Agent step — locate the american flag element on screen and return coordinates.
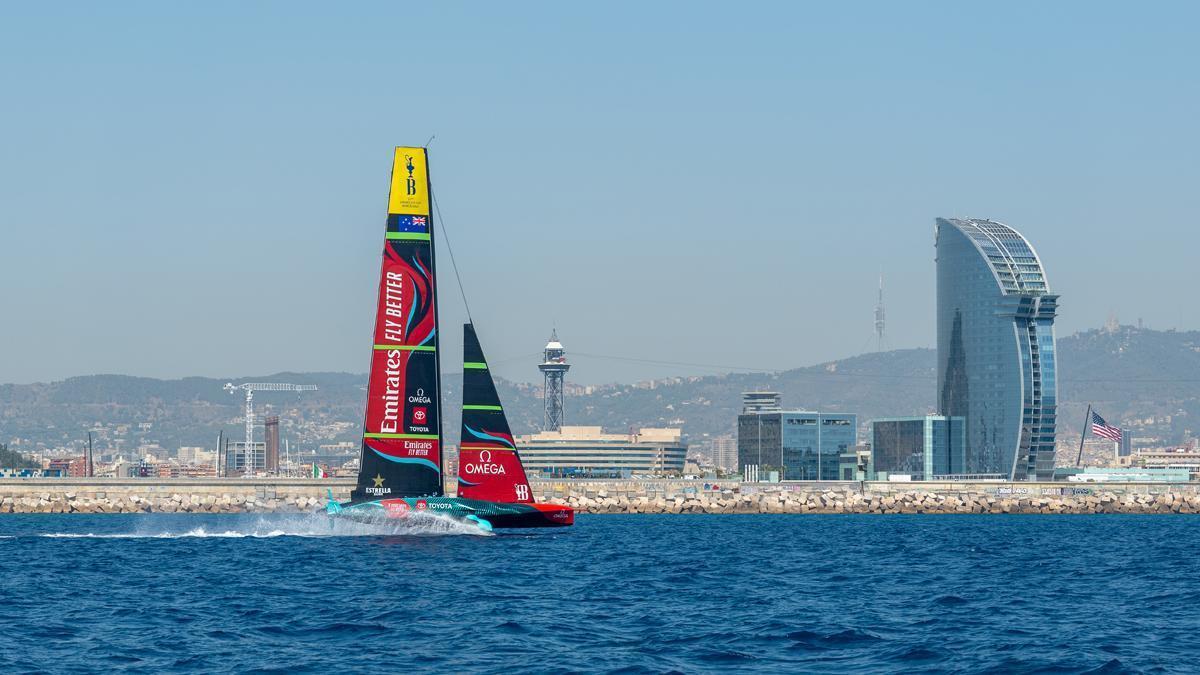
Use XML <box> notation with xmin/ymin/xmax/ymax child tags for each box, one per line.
<box><xmin>1090</xmin><ymin>411</ymin><xmax>1122</xmax><ymax>442</ymax></box>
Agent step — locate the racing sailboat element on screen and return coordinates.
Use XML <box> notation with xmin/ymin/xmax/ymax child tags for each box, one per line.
<box><xmin>325</xmin><ymin>147</ymin><xmax>574</xmax><ymax>530</ymax></box>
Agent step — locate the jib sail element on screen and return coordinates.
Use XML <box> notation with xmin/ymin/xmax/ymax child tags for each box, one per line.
<box><xmin>352</xmin><ymin>147</ymin><xmax>443</xmax><ymax>502</ymax></box>
<box><xmin>457</xmin><ymin>323</ymin><xmax>534</xmax><ymax>504</ymax></box>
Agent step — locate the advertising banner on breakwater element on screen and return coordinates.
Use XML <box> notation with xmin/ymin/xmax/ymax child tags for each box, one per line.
<box><xmin>993</xmin><ymin>486</ymin><xmax>1095</xmax><ymax>497</ymax></box>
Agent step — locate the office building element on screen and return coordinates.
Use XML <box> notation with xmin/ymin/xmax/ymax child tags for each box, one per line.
<box><xmin>712</xmin><ymin>435</ymin><xmax>738</xmax><ymax>473</ymax></box>
<box><xmin>870</xmin><ymin>416</ymin><xmax>966</xmax><ymax>480</ymax></box>
<box><xmin>737</xmin><ymin>393</ymin><xmax>857</xmax><ymax>480</ymax></box>
<box><xmin>1119</xmin><ymin>434</ymin><xmax>1133</xmax><ymax>458</ymax></box>
<box><xmin>225</xmin><ymin>441</ymin><xmax>265</xmax><ymax>475</ymax></box>
<box><xmin>937</xmin><ymin>218</ymin><xmax>1058</xmax><ymax>480</ymax></box>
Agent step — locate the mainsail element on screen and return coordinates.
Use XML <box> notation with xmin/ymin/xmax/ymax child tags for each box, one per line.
<box><xmin>457</xmin><ymin>323</ymin><xmax>534</xmax><ymax>504</ymax></box>
<box><xmin>351</xmin><ymin>147</ymin><xmax>444</xmax><ymax>502</ymax></box>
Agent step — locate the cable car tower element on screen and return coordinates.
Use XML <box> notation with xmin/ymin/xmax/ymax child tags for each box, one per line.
<box><xmin>538</xmin><ymin>331</ymin><xmax>570</xmax><ymax>431</ymax></box>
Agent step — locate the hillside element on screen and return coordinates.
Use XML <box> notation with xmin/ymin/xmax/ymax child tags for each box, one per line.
<box><xmin>539</xmin><ymin>348</ymin><xmax>937</xmax><ymax>441</ymax></box>
<box><xmin>552</xmin><ymin>326</ymin><xmax>1200</xmax><ymax>444</ymax></box>
<box><xmin>1</xmin><ymin>327</ymin><xmax>1197</xmax><ymax>456</ymax></box>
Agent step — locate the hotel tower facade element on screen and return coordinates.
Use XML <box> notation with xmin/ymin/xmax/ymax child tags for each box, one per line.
<box><xmin>936</xmin><ymin>218</ymin><xmax>1058</xmax><ymax>480</ymax></box>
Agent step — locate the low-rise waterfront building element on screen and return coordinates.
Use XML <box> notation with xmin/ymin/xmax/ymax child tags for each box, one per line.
<box><xmin>1054</xmin><ymin>467</ymin><xmax>1192</xmax><ymax>482</ymax></box>
<box><xmin>151</xmin><ymin>462</ymin><xmax>217</xmax><ymax>478</ymax></box>
<box><xmin>47</xmin><ymin>457</ymin><xmax>89</xmax><ymax>477</ymax></box>
<box><xmin>516</xmin><ymin>426</ymin><xmax>687</xmax><ymax>478</ymax></box>
<box><xmin>1123</xmin><ymin>448</ymin><xmax>1200</xmax><ymax>480</ymax></box>
<box><xmin>870</xmin><ymin>416</ymin><xmax>966</xmax><ymax>480</ymax></box>
<box><xmin>176</xmin><ymin>447</ymin><xmax>214</xmax><ymax>464</ymax></box>
<box><xmin>288</xmin><ymin>451</ymin><xmax>358</xmax><ymax>469</ymax></box>
<box><xmin>839</xmin><ymin>444</ymin><xmax>873</xmax><ymax>481</ymax></box>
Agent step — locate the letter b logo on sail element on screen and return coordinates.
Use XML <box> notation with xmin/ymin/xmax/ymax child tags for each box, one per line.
<box><xmin>404</xmin><ymin>154</ymin><xmax>418</xmax><ymax>195</ymax></box>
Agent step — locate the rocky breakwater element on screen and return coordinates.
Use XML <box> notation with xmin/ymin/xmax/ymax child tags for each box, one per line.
<box><xmin>559</xmin><ymin>486</ymin><xmax>1200</xmax><ymax>515</ymax></box>
<box><xmin>1</xmin><ymin>491</ymin><xmax>330</xmax><ymax>514</ymax></box>
<box><xmin>0</xmin><ymin>478</ymin><xmax>355</xmax><ymax>514</ymax></box>
<box><xmin>5</xmin><ymin>479</ymin><xmax>1199</xmax><ymax>515</ymax></box>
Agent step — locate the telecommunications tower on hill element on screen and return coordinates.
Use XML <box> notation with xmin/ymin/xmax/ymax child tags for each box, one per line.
<box><xmin>874</xmin><ymin>273</ymin><xmax>886</xmax><ymax>351</ymax></box>
<box><xmin>539</xmin><ymin>330</ymin><xmax>570</xmax><ymax>431</ymax></box>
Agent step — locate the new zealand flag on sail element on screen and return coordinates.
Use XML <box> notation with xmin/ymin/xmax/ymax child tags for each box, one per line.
<box><xmin>388</xmin><ymin>214</ymin><xmax>429</xmax><ymax>233</ymax></box>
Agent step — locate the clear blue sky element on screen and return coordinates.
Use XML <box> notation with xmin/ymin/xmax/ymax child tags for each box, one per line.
<box><xmin>1</xmin><ymin>2</ymin><xmax>1197</xmax><ymax>385</ymax></box>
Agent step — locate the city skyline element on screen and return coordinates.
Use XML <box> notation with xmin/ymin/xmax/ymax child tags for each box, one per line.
<box><xmin>3</xmin><ymin>3</ymin><xmax>1199</xmax><ymax>386</ymax></box>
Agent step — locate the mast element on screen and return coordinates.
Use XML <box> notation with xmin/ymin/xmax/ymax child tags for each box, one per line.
<box><xmin>1074</xmin><ymin>404</ymin><xmax>1092</xmax><ymax>467</ymax></box>
<box><xmin>351</xmin><ymin>147</ymin><xmax>445</xmax><ymax>501</ymax></box>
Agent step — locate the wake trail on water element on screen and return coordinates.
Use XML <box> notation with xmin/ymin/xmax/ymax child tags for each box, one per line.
<box><xmin>26</xmin><ymin>512</ymin><xmax>492</xmax><ymax>539</ymax></box>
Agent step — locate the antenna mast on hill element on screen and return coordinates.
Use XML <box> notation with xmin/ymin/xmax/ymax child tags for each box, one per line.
<box><xmin>874</xmin><ymin>272</ymin><xmax>886</xmax><ymax>352</ymax></box>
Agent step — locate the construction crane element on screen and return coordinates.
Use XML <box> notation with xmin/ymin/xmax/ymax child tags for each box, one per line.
<box><xmin>223</xmin><ymin>382</ymin><xmax>318</xmax><ymax>474</ymax></box>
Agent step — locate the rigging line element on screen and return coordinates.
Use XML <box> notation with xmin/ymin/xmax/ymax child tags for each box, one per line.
<box><xmin>1065</xmin><ymin>377</ymin><xmax>1200</xmax><ymax>384</ymax></box>
<box><xmin>487</xmin><ymin>352</ymin><xmax>544</xmax><ymax>366</ymax></box>
<box><xmin>430</xmin><ymin>186</ymin><xmax>473</xmax><ymax>324</ymax></box>
<box><xmin>573</xmin><ymin>350</ymin><xmax>939</xmax><ymax>378</ymax></box>
<box><xmin>438</xmin><ymin>353</ymin><xmax>541</xmax><ymax>375</ymax></box>
<box><xmin>570</xmin><ymin>351</ymin><xmax>777</xmax><ymax>373</ymax></box>
<box><xmin>572</xmin><ymin>352</ymin><xmax>1200</xmax><ymax>384</ymax></box>
<box><xmin>858</xmin><ymin>333</ymin><xmax>875</xmax><ymax>356</ymax></box>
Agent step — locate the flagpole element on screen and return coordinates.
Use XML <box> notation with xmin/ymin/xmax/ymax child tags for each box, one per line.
<box><xmin>1074</xmin><ymin>404</ymin><xmax>1092</xmax><ymax>467</ymax></box>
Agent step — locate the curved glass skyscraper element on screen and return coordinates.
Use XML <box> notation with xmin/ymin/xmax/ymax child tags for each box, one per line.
<box><xmin>936</xmin><ymin>218</ymin><xmax>1058</xmax><ymax>481</ymax></box>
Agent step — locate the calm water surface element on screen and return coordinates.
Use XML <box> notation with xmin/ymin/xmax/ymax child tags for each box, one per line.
<box><xmin>0</xmin><ymin>513</ymin><xmax>1197</xmax><ymax>673</ymax></box>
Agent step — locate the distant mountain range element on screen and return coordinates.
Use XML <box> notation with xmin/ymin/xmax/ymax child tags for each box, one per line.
<box><xmin>2</xmin><ymin>326</ymin><xmax>1197</xmax><ymax>456</ymax></box>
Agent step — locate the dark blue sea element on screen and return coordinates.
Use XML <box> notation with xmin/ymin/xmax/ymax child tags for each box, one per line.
<box><xmin>1</xmin><ymin>514</ymin><xmax>1197</xmax><ymax>673</ymax></box>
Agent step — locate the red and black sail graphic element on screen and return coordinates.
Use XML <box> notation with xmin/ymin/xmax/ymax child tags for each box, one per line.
<box><xmin>351</xmin><ymin>148</ymin><xmax>443</xmax><ymax>502</ymax></box>
<box><xmin>457</xmin><ymin>323</ymin><xmax>534</xmax><ymax>504</ymax></box>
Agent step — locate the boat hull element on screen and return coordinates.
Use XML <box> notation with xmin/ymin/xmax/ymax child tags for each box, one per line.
<box><xmin>330</xmin><ymin>496</ymin><xmax>574</xmax><ymax>529</ymax></box>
